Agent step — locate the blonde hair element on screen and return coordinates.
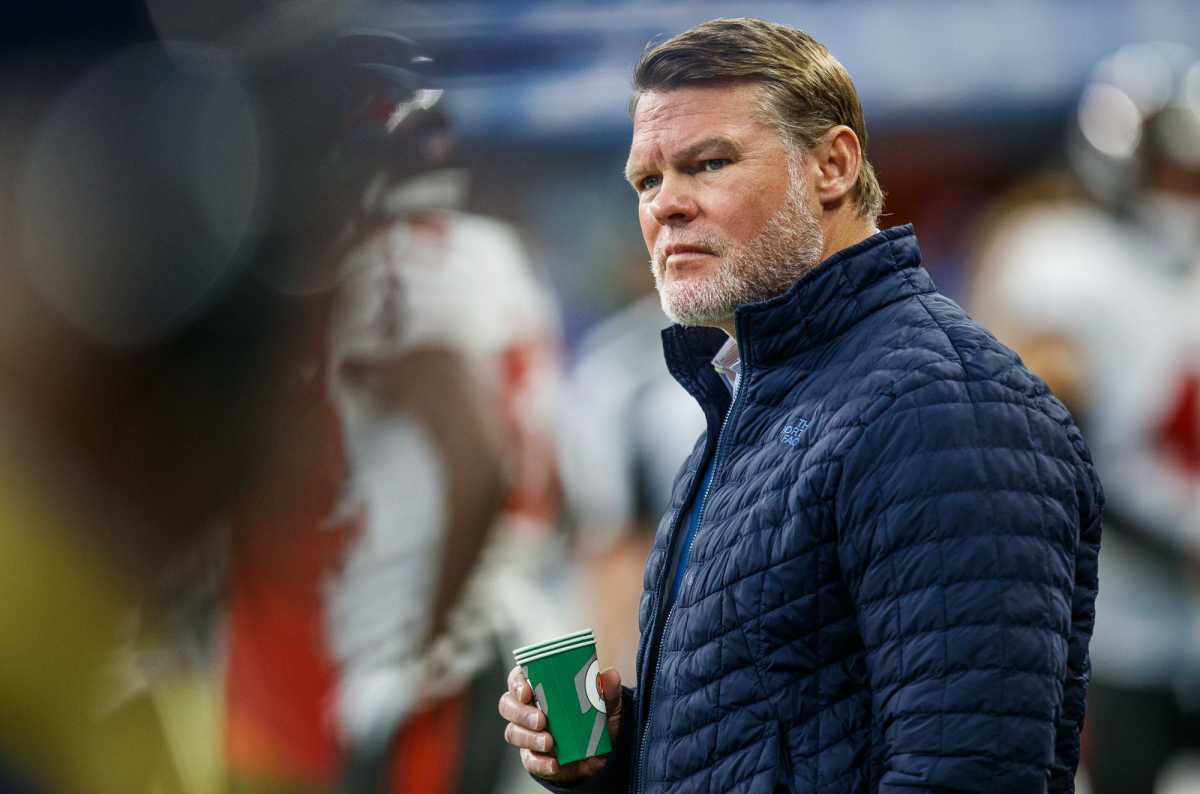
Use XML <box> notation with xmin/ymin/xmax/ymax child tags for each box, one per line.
<box><xmin>631</xmin><ymin>17</ymin><xmax>884</xmax><ymax>222</ymax></box>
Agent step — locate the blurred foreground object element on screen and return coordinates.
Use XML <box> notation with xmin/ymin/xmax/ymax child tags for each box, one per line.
<box><xmin>0</xmin><ymin>2</ymin><xmax>453</xmax><ymax>791</ymax></box>
<box><xmin>971</xmin><ymin>42</ymin><xmax>1200</xmax><ymax>794</ymax></box>
<box><xmin>0</xmin><ymin>51</ymin><xmax>307</xmax><ymax>794</ymax></box>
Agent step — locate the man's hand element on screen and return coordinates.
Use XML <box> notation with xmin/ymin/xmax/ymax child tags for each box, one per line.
<box><xmin>499</xmin><ymin>664</ymin><xmax>623</xmax><ymax>784</ymax></box>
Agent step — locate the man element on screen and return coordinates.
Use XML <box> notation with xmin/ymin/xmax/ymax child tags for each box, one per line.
<box><xmin>499</xmin><ymin>17</ymin><xmax>1102</xmax><ymax>794</ymax></box>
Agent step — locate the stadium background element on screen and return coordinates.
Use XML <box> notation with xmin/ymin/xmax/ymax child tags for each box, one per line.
<box><xmin>3</xmin><ymin>1</ymin><xmax>1200</xmax><ymax>793</ymax></box>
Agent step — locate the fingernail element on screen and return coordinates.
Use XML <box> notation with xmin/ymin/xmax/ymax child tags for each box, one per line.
<box><xmin>526</xmin><ymin>712</ymin><xmax>540</xmax><ymax>730</ymax></box>
<box><xmin>537</xmin><ymin>736</ymin><xmax>549</xmax><ymax>752</ymax></box>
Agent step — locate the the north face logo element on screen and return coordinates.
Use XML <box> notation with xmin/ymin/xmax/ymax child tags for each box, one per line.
<box><xmin>780</xmin><ymin>420</ymin><xmax>809</xmax><ymax>446</ymax></box>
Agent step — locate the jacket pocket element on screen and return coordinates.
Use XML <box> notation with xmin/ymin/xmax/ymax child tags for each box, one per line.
<box><xmin>775</xmin><ymin>721</ymin><xmax>799</xmax><ymax>794</ymax></box>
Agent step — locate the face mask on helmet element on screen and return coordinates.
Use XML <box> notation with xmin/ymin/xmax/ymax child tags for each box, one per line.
<box><xmin>245</xmin><ymin>26</ymin><xmax>455</xmax><ymax>296</ymax></box>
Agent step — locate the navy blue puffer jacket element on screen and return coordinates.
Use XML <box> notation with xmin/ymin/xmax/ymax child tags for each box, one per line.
<box><xmin>542</xmin><ymin>225</ymin><xmax>1102</xmax><ymax>794</ymax></box>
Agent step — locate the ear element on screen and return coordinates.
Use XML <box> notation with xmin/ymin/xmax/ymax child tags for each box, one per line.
<box><xmin>811</xmin><ymin>125</ymin><xmax>862</xmax><ymax>208</ymax></box>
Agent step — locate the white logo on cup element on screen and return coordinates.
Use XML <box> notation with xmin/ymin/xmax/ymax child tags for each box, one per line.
<box><xmin>584</xmin><ymin>659</ymin><xmax>605</xmax><ymax>713</ymax></box>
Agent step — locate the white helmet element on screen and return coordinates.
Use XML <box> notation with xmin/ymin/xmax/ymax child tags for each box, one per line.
<box><xmin>1069</xmin><ymin>42</ymin><xmax>1200</xmax><ymax>205</ymax></box>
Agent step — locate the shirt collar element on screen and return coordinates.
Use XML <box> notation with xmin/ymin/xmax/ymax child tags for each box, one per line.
<box><xmin>711</xmin><ymin>336</ymin><xmax>741</xmax><ymax>394</ymax></box>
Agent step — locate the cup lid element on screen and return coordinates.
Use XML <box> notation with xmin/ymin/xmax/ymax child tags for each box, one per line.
<box><xmin>511</xmin><ymin>628</ymin><xmax>593</xmax><ymax>658</ymax></box>
<box><xmin>515</xmin><ymin>637</ymin><xmax>598</xmax><ymax>665</ymax></box>
<box><xmin>513</xmin><ymin>636</ymin><xmax>595</xmax><ymax>663</ymax></box>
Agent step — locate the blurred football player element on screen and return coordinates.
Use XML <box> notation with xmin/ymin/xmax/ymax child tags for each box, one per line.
<box><xmin>971</xmin><ymin>43</ymin><xmax>1200</xmax><ymax>794</ymax></box>
<box><xmin>224</xmin><ymin>157</ymin><xmax>567</xmax><ymax>794</ymax></box>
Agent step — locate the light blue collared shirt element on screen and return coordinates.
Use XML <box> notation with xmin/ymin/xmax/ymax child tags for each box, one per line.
<box><xmin>711</xmin><ymin>336</ymin><xmax>741</xmax><ymax>395</ymax></box>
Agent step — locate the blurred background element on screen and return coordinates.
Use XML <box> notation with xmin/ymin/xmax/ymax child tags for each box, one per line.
<box><xmin>1</xmin><ymin>0</ymin><xmax>1198</xmax><ymax>792</ymax></box>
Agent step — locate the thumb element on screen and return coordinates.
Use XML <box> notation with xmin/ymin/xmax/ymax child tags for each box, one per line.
<box><xmin>597</xmin><ymin>667</ymin><xmax>622</xmax><ymax>714</ymax></box>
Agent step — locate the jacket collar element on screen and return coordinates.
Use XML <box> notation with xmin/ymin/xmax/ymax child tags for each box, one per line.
<box><xmin>662</xmin><ymin>224</ymin><xmax>929</xmax><ymax>405</ymax></box>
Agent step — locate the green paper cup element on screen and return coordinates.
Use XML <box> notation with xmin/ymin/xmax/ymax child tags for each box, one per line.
<box><xmin>512</xmin><ymin>631</ymin><xmax>611</xmax><ymax>766</ymax></box>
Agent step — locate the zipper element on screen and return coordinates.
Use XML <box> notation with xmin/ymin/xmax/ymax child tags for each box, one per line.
<box><xmin>634</xmin><ymin>370</ymin><xmax>747</xmax><ymax>794</ymax></box>
<box><xmin>776</xmin><ymin>720</ymin><xmax>798</xmax><ymax>794</ymax></box>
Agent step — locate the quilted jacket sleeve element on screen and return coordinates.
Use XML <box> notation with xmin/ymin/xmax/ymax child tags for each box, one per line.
<box><xmin>1048</xmin><ymin>446</ymin><xmax>1101</xmax><ymax>792</ymax></box>
<box><xmin>835</xmin><ymin>375</ymin><xmax>1099</xmax><ymax>793</ymax></box>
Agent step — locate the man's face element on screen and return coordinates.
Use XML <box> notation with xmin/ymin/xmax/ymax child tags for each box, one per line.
<box><xmin>626</xmin><ymin>83</ymin><xmax>824</xmax><ymax>329</ymax></box>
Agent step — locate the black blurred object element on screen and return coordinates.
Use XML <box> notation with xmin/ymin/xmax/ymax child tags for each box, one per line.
<box><xmin>0</xmin><ymin>0</ymin><xmax>155</xmax><ymax>51</ymax></box>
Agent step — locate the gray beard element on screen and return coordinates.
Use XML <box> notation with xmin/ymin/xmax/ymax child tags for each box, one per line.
<box><xmin>651</xmin><ymin>156</ymin><xmax>825</xmax><ymax>328</ymax></box>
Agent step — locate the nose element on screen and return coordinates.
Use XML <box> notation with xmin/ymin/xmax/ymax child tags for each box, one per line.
<box><xmin>648</xmin><ymin>175</ymin><xmax>698</xmax><ymax>226</ymax></box>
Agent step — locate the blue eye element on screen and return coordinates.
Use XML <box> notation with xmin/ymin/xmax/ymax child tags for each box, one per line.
<box><xmin>639</xmin><ymin>175</ymin><xmax>661</xmax><ymax>191</ymax></box>
<box><xmin>703</xmin><ymin>159</ymin><xmax>729</xmax><ymax>172</ymax></box>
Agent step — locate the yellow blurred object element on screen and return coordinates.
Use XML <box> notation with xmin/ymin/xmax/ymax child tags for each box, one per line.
<box><xmin>0</xmin><ymin>439</ymin><xmax>223</xmax><ymax>794</ymax></box>
<box><xmin>149</xmin><ymin>671</ymin><xmax>224</xmax><ymax>794</ymax></box>
<box><xmin>0</xmin><ymin>450</ymin><xmax>131</xmax><ymax>791</ymax></box>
